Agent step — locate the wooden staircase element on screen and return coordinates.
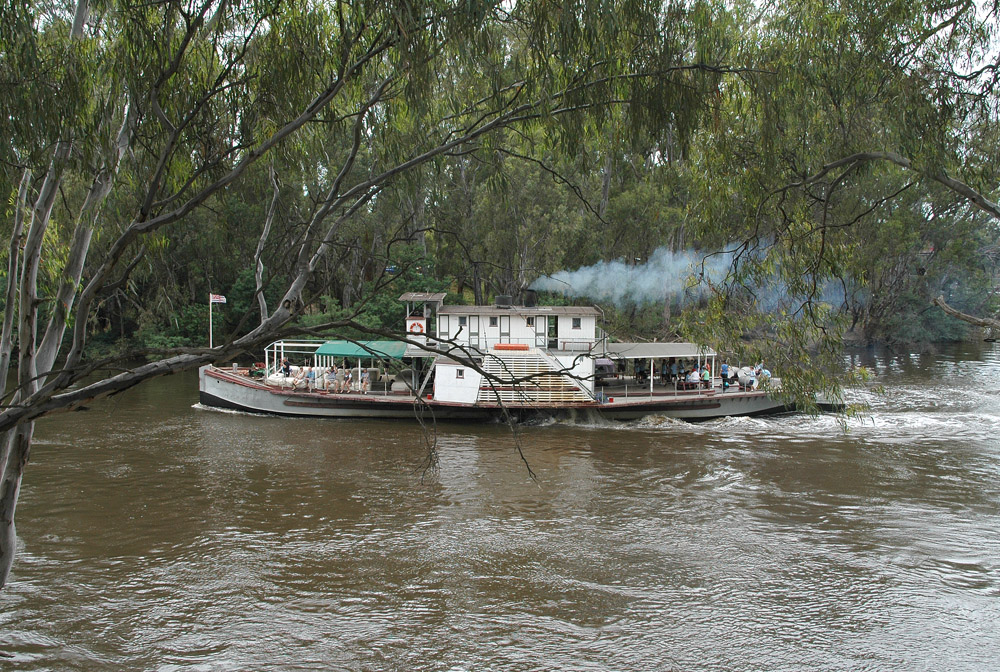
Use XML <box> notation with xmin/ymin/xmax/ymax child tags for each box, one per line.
<box><xmin>477</xmin><ymin>348</ymin><xmax>594</xmax><ymax>405</ymax></box>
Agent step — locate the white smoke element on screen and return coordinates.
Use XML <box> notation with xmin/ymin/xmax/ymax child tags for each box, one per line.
<box><xmin>530</xmin><ymin>248</ymin><xmax>731</xmax><ymax>305</ymax></box>
<box><xmin>531</xmin><ymin>247</ymin><xmax>853</xmax><ymax>313</ymax></box>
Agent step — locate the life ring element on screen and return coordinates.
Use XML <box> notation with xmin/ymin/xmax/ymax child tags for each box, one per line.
<box><xmin>410</xmin><ymin>322</ymin><xmax>424</xmax><ymax>333</ymax></box>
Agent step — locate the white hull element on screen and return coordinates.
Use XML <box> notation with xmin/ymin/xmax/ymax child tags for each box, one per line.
<box><xmin>199</xmin><ymin>366</ymin><xmax>806</xmax><ymax>422</ymax></box>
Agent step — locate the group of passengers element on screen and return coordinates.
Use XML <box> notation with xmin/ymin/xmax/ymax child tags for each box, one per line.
<box><xmin>632</xmin><ymin>358</ymin><xmax>772</xmax><ymax>392</ymax></box>
<box><xmin>719</xmin><ymin>361</ymin><xmax>771</xmax><ymax>391</ymax></box>
<box><xmin>280</xmin><ymin>358</ymin><xmax>370</xmax><ymax>394</ymax></box>
<box><xmin>651</xmin><ymin>358</ymin><xmax>712</xmax><ymax>388</ymax></box>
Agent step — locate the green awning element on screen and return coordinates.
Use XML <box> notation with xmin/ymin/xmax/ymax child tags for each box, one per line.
<box><xmin>313</xmin><ymin>340</ymin><xmax>407</xmax><ymax>359</ymax></box>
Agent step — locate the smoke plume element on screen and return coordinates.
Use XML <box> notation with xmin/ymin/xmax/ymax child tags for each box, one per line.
<box><xmin>531</xmin><ymin>246</ymin><xmax>854</xmax><ymax>314</ymax></box>
<box><xmin>530</xmin><ymin>248</ymin><xmax>730</xmax><ymax>306</ymax></box>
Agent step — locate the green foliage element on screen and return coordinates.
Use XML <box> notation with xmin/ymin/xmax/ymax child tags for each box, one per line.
<box><xmin>7</xmin><ymin>0</ymin><xmax>1000</xmax><ymax>395</ymax></box>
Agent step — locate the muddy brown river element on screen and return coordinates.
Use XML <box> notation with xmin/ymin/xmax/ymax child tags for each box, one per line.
<box><xmin>2</xmin><ymin>344</ymin><xmax>999</xmax><ymax>670</ymax></box>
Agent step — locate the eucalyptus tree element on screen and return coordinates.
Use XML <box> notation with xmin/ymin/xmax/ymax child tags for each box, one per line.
<box><xmin>674</xmin><ymin>0</ymin><xmax>1000</xmax><ymax>387</ymax></box>
<box><xmin>0</xmin><ymin>0</ymin><xmax>738</xmax><ymax>588</ymax></box>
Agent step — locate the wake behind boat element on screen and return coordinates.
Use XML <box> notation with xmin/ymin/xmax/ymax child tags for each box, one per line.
<box><xmin>199</xmin><ymin>292</ymin><xmax>831</xmax><ymax>421</ymax></box>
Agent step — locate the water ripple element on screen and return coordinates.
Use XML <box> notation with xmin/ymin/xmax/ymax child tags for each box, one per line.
<box><xmin>2</xmin><ymin>349</ymin><xmax>1000</xmax><ymax>670</ymax></box>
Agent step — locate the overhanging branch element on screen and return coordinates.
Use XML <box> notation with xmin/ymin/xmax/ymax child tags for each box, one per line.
<box><xmin>933</xmin><ymin>295</ymin><xmax>1000</xmax><ymax>329</ymax></box>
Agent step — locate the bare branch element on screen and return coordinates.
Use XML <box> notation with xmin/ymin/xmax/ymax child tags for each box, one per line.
<box><xmin>781</xmin><ymin>151</ymin><xmax>1000</xmax><ymax>221</ymax></box>
<box><xmin>933</xmin><ymin>295</ymin><xmax>1000</xmax><ymax>329</ymax></box>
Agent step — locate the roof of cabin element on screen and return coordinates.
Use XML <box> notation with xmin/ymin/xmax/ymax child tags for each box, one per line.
<box><xmin>398</xmin><ymin>292</ymin><xmax>447</xmax><ymax>302</ymax></box>
<box><xmin>437</xmin><ymin>305</ymin><xmax>601</xmax><ymax>317</ymax></box>
<box><xmin>603</xmin><ymin>342</ymin><xmax>717</xmax><ymax>359</ymax></box>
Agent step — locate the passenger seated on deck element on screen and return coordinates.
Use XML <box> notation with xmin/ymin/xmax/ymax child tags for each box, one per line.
<box><xmin>305</xmin><ymin>367</ymin><xmax>316</xmax><ymax>390</ymax></box>
<box><xmin>292</xmin><ymin>367</ymin><xmax>307</xmax><ymax>389</ymax></box>
<box><xmin>325</xmin><ymin>367</ymin><xmax>336</xmax><ymax>391</ymax></box>
<box><xmin>686</xmin><ymin>369</ymin><xmax>701</xmax><ymax>385</ymax></box>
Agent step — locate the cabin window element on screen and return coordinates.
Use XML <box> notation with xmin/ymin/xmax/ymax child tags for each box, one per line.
<box><xmin>456</xmin><ymin>368</ymin><xmax>464</xmax><ymax>379</ymax></box>
<box><xmin>572</xmin><ymin>317</ymin><xmax>581</xmax><ymax>329</ymax></box>
<box><xmin>458</xmin><ymin>316</ymin><xmax>467</xmax><ymax>327</ymax></box>
<box><xmin>489</xmin><ymin>316</ymin><xmax>498</xmax><ymax>327</ymax></box>
<box><xmin>526</xmin><ymin>316</ymin><xmax>534</xmax><ymax>327</ymax></box>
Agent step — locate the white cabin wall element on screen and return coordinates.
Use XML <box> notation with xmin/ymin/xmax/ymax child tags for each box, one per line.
<box><xmin>556</xmin><ymin>315</ymin><xmax>596</xmax><ymax>351</ymax></box>
<box><xmin>509</xmin><ymin>314</ymin><xmax>535</xmax><ymax>345</ymax></box>
<box><xmin>554</xmin><ymin>355</ymin><xmax>596</xmax><ymax>393</ymax></box>
<box><xmin>432</xmin><ymin>362</ymin><xmax>482</xmax><ymax>403</ymax></box>
<box><xmin>438</xmin><ymin>310</ymin><xmax>598</xmax><ymax>351</ymax></box>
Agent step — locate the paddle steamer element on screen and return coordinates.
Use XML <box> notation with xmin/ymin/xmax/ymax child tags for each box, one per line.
<box><xmin>199</xmin><ymin>293</ymin><xmax>817</xmax><ymax>421</ymax></box>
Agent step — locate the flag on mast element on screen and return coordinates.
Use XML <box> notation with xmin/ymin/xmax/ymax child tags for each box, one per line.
<box><xmin>208</xmin><ymin>294</ymin><xmax>226</xmax><ymax>348</ymax></box>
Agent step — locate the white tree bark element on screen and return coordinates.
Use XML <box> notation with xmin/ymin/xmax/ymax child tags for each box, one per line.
<box><xmin>0</xmin><ymin>170</ymin><xmax>30</xmax><ymax>404</ymax></box>
<box><xmin>254</xmin><ymin>164</ymin><xmax>280</xmax><ymax>324</ymax></box>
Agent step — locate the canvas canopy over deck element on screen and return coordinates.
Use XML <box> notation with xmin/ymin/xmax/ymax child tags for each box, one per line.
<box><xmin>603</xmin><ymin>342</ymin><xmax>718</xmax><ymax>394</ymax></box>
<box><xmin>313</xmin><ymin>340</ymin><xmax>408</xmax><ymax>359</ymax></box>
<box><xmin>264</xmin><ymin>339</ymin><xmax>407</xmax><ymax>377</ymax></box>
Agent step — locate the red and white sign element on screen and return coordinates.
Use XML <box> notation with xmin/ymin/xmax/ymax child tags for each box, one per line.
<box><xmin>406</xmin><ymin>318</ymin><xmax>426</xmax><ymax>335</ymax></box>
<box><xmin>210</xmin><ymin>294</ymin><xmax>227</xmax><ymax>304</ymax></box>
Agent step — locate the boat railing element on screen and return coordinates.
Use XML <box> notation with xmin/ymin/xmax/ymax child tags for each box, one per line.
<box><xmin>262</xmin><ymin>340</ymin><xmax>331</xmax><ymax>378</ymax></box>
<box><xmin>439</xmin><ymin>336</ymin><xmax>603</xmax><ymax>354</ymax></box>
<box><xmin>264</xmin><ymin>366</ymin><xmax>403</xmax><ymax>396</ymax></box>
<box><xmin>597</xmin><ymin>378</ymin><xmax>724</xmax><ymax>403</ymax></box>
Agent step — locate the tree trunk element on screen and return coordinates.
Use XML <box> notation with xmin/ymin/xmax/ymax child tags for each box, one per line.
<box><xmin>254</xmin><ymin>164</ymin><xmax>280</xmax><ymax>323</ymax></box>
<box><xmin>0</xmin><ymin>170</ymin><xmax>30</xmax><ymax>403</ymax></box>
<box><xmin>0</xmin><ymin>424</ymin><xmax>33</xmax><ymax>588</ymax></box>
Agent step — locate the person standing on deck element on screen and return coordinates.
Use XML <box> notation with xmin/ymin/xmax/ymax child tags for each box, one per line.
<box><xmin>720</xmin><ymin>361</ymin><xmax>729</xmax><ymax>391</ymax></box>
<box><xmin>334</xmin><ymin>365</ymin><xmax>346</xmax><ymax>393</ymax></box>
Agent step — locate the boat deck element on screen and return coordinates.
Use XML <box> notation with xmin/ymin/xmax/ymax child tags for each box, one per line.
<box><xmin>201</xmin><ymin>365</ymin><xmax>795</xmax><ymax>421</ymax></box>
<box><xmin>219</xmin><ymin>366</ymin><xmax>767</xmax><ymax>406</ymax></box>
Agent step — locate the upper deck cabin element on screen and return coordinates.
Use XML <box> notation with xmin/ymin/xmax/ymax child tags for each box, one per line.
<box><xmin>399</xmin><ymin>292</ymin><xmax>604</xmax><ymax>356</ymax></box>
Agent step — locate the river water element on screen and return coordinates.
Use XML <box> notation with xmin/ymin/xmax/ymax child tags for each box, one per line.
<box><xmin>1</xmin><ymin>344</ymin><xmax>999</xmax><ymax>670</ymax></box>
